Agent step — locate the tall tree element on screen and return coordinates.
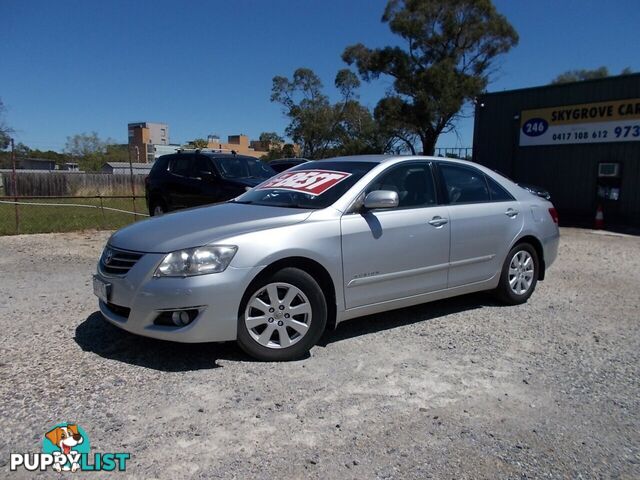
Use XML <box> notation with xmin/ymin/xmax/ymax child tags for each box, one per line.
<box><xmin>271</xmin><ymin>68</ymin><xmax>337</xmax><ymax>159</ymax></box>
<box><xmin>64</xmin><ymin>131</ymin><xmax>107</xmax><ymax>157</ymax></box>
<box><xmin>343</xmin><ymin>0</ymin><xmax>518</xmax><ymax>155</ymax></box>
<box><xmin>0</xmin><ymin>99</ymin><xmax>13</xmax><ymax>150</ymax></box>
<box><xmin>271</xmin><ymin>67</ymin><xmax>393</xmax><ymax>158</ymax></box>
<box><xmin>185</xmin><ymin>138</ymin><xmax>208</xmax><ymax>149</ymax></box>
<box><xmin>259</xmin><ymin>132</ymin><xmax>284</xmax><ymax>145</ymax></box>
<box><xmin>551</xmin><ymin>66</ymin><xmax>633</xmax><ymax>84</ymax></box>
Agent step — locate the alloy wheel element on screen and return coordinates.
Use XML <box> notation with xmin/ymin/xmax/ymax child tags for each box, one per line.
<box><xmin>244</xmin><ymin>282</ymin><xmax>312</xmax><ymax>349</ymax></box>
<box><xmin>508</xmin><ymin>250</ymin><xmax>535</xmax><ymax>295</ymax></box>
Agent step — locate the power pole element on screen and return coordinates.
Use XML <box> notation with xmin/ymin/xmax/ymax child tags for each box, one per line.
<box><xmin>128</xmin><ymin>145</ymin><xmax>138</xmax><ymax>218</ymax></box>
<box><xmin>10</xmin><ymin>138</ymin><xmax>19</xmax><ymax>233</ymax></box>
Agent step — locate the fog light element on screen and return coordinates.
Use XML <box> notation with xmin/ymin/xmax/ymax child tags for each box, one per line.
<box><xmin>172</xmin><ymin>311</ymin><xmax>191</xmax><ymax>326</ymax></box>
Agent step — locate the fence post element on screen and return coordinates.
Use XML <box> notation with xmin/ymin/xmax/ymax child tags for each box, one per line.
<box><xmin>98</xmin><ymin>195</ymin><xmax>106</xmax><ymax>230</ymax></box>
<box><xmin>11</xmin><ymin>138</ymin><xmax>20</xmax><ymax>234</ymax></box>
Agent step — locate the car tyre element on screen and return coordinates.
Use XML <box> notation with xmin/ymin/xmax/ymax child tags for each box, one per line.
<box><xmin>237</xmin><ymin>268</ymin><xmax>327</xmax><ymax>361</ymax></box>
<box><xmin>495</xmin><ymin>242</ymin><xmax>539</xmax><ymax>305</ymax></box>
<box><xmin>149</xmin><ymin>198</ymin><xmax>167</xmax><ymax>216</ymax></box>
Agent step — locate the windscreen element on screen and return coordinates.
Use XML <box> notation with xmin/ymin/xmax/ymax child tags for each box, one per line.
<box><xmin>232</xmin><ymin>161</ymin><xmax>376</xmax><ymax>209</ymax></box>
<box><xmin>213</xmin><ymin>156</ymin><xmax>275</xmax><ymax>180</ymax></box>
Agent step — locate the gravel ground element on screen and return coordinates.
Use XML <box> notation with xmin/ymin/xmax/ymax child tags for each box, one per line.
<box><xmin>1</xmin><ymin>228</ymin><xmax>639</xmax><ymax>479</ymax></box>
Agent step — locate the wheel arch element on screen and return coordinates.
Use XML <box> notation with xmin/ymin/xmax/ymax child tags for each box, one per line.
<box><xmin>513</xmin><ymin>235</ymin><xmax>546</xmax><ymax>280</ymax></box>
<box><xmin>242</xmin><ymin>257</ymin><xmax>338</xmax><ymax>331</ymax></box>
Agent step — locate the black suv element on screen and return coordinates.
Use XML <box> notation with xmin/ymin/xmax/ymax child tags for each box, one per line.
<box><xmin>145</xmin><ymin>151</ymin><xmax>276</xmax><ymax>215</ymax></box>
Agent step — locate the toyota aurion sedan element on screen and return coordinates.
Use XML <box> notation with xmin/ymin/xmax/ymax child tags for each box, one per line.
<box><xmin>94</xmin><ymin>155</ymin><xmax>559</xmax><ymax>361</ymax></box>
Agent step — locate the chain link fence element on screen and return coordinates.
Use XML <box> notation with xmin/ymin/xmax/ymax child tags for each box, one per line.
<box><xmin>0</xmin><ymin>195</ymin><xmax>149</xmax><ymax>235</ymax></box>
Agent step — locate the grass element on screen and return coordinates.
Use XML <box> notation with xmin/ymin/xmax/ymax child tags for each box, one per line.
<box><xmin>0</xmin><ymin>197</ymin><xmax>148</xmax><ymax>235</ymax></box>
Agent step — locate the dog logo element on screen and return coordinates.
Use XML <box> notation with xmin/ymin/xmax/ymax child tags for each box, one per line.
<box><xmin>10</xmin><ymin>423</ymin><xmax>129</xmax><ymax>472</ymax></box>
<box><xmin>43</xmin><ymin>423</ymin><xmax>89</xmax><ymax>472</ymax></box>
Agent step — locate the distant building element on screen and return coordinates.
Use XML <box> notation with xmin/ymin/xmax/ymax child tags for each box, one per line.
<box><xmin>101</xmin><ymin>162</ymin><xmax>153</xmax><ymax>175</ymax></box>
<box><xmin>128</xmin><ymin>122</ymin><xmax>169</xmax><ymax>163</ymax></box>
<box><xmin>205</xmin><ymin>134</ymin><xmax>299</xmax><ymax>158</ymax></box>
<box><xmin>62</xmin><ymin>162</ymin><xmax>80</xmax><ymax>171</ymax></box>
<box><xmin>17</xmin><ymin>158</ymin><xmax>56</xmax><ymax>170</ymax></box>
<box><xmin>153</xmin><ymin>144</ymin><xmax>182</xmax><ymax>158</ymax></box>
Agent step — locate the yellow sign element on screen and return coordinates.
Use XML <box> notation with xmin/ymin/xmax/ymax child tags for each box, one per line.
<box><xmin>520</xmin><ymin>98</ymin><xmax>640</xmax><ymax>146</ymax></box>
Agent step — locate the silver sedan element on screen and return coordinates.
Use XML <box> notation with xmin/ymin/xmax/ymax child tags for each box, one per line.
<box><xmin>93</xmin><ymin>155</ymin><xmax>559</xmax><ymax>361</ymax></box>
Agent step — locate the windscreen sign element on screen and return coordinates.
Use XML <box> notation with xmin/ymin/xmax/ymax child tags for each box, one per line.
<box><xmin>257</xmin><ymin>169</ymin><xmax>352</xmax><ymax>196</ymax></box>
<box><xmin>519</xmin><ymin>98</ymin><xmax>640</xmax><ymax>146</ymax></box>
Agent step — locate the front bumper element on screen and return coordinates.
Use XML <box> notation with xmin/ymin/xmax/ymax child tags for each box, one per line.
<box><xmin>95</xmin><ymin>252</ymin><xmax>263</xmax><ymax>343</ymax></box>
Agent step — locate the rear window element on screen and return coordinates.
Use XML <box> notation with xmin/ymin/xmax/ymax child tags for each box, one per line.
<box><xmin>486</xmin><ymin>175</ymin><xmax>515</xmax><ymax>201</ymax></box>
<box><xmin>168</xmin><ymin>156</ymin><xmax>193</xmax><ymax>177</ymax></box>
<box><xmin>440</xmin><ymin>163</ymin><xmax>490</xmax><ymax>204</ymax></box>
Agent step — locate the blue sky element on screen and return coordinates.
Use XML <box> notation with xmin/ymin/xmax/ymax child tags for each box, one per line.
<box><xmin>1</xmin><ymin>0</ymin><xmax>638</xmax><ymax>152</ymax></box>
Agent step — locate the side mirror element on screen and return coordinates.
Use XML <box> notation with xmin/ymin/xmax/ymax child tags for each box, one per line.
<box><xmin>363</xmin><ymin>190</ymin><xmax>399</xmax><ymax>210</ymax></box>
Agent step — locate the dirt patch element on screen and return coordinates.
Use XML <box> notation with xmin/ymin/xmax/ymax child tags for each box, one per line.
<box><xmin>1</xmin><ymin>228</ymin><xmax>638</xmax><ymax>478</ymax></box>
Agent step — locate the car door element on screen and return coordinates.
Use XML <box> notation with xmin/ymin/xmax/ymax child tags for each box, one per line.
<box><xmin>192</xmin><ymin>155</ymin><xmax>222</xmax><ymax>205</ymax></box>
<box><xmin>437</xmin><ymin>162</ymin><xmax>524</xmax><ymax>288</ymax></box>
<box><xmin>167</xmin><ymin>154</ymin><xmax>195</xmax><ymax>209</ymax></box>
<box><xmin>341</xmin><ymin>161</ymin><xmax>450</xmax><ymax>309</ymax></box>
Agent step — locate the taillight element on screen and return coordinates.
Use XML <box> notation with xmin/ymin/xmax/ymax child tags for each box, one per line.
<box><xmin>548</xmin><ymin>207</ymin><xmax>559</xmax><ymax>224</ymax></box>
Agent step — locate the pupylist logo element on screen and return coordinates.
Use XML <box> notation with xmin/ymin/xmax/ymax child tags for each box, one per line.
<box><xmin>9</xmin><ymin>423</ymin><xmax>130</xmax><ymax>473</ymax></box>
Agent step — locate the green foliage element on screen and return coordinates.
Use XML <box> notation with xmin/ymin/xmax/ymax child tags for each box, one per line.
<box><xmin>342</xmin><ymin>0</ymin><xmax>518</xmax><ymax>154</ymax></box>
<box><xmin>271</xmin><ymin>67</ymin><xmax>394</xmax><ymax>158</ymax></box>
<box><xmin>261</xmin><ymin>143</ymin><xmax>298</xmax><ymax>161</ymax></box>
<box><xmin>551</xmin><ymin>66</ymin><xmax>634</xmax><ymax>84</ymax></box>
<box><xmin>259</xmin><ymin>132</ymin><xmax>284</xmax><ymax>144</ymax></box>
<box><xmin>0</xmin><ymin>99</ymin><xmax>13</xmax><ymax>150</ymax></box>
<box><xmin>64</xmin><ymin>131</ymin><xmax>110</xmax><ymax>157</ymax></box>
<box><xmin>185</xmin><ymin>138</ymin><xmax>209</xmax><ymax>149</ymax></box>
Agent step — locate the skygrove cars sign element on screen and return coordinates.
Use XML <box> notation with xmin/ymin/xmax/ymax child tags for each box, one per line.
<box><xmin>519</xmin><ymin>98</ymin><xmax>640</xmax><ymax>146</ymax></box>
<box><xmin>257</xmin><ymin>169</ymin><xmax>352</xmax><ymax>196</ymax></box>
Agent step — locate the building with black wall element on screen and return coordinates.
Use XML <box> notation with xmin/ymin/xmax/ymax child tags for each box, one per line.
<box><xmin>472</xmin><ymin>73</ymin><xmax>640</xmax><ymax>227</ymax></box>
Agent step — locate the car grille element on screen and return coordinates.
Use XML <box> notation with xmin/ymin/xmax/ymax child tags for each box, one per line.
<box><xmin>105</xmin><ymin>302</ymin><xmax>131</xmax><ymax>319</ymax></box>
<box><xmin>100</xmin><ymin>246</ymin><xmax>144</xmax><ymax>276</ymax></box>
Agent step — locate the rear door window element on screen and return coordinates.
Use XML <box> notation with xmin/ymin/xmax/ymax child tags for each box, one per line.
<box><xmin>485</xmin><ymin>175</ymin><xmax>515</xmax><ymax>201</ymax></box>
<box><xmin>168</xmin><ymin>156</ymin><xmax>193</xmax><ymax>177</ymax></box>
<box><xmin>439</xmin><ymin>164</ymin><xmax>490</xmax><ymax>204</ymax></box>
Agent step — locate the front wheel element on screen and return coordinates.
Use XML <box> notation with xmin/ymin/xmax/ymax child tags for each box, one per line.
<box><xmin>149</xmin><ymin>198</ymin><xmax>167</xmax><ymax>216</ymax></box>
<box><xmin>237</xmin><ymin>268</ymin><xmax>327</xmax><ymax>361</ymax></box>
<box><xmin>495</xmin><ymin>243</ymin><xmax>539</xmax><ymax>305</ymax></box>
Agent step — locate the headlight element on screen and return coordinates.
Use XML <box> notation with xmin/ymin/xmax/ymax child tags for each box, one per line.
<box><xmin>154</xmin><ymin>245</ymin><xmax>238</xmax><ymax>277</ymax></box>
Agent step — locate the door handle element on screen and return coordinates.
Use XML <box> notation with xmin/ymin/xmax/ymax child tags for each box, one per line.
<box><xmin>428</xmin><ymin>216</ymin><xmax>448</xmax><ymax>227</ymax></box>
<box><xmin>505</xmin><ymin>208</ymin><xmax>519</xmax><ymax>218</ymax></box>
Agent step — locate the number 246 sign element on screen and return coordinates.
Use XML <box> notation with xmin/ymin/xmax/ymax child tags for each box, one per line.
<box><xmin>257</xmin><ymin>170</ymin><xmax>352</xmax><ymax>196</ymax></box>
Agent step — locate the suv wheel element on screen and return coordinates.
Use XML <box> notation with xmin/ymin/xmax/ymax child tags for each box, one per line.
<box><xmin>237</xmin><ymin>268</ymin><xmax>327</xmax><ymax>361</ymax></box>
<box><xmin>149</xmin><ymin>199</ymin><xmax>167</xmax><ymax>216</ymax></box>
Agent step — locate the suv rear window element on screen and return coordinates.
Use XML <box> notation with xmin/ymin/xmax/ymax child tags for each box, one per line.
<box><xmin>168</xmin><ymin>156</ymin><xmax>193</xmax><ymax>177</ymax></box>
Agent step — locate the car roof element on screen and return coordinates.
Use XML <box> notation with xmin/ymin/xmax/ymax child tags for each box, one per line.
<box><xmin>307</xmin><ymin>154</ymin><xmax>480</xmax><ymax>167</ymax></box>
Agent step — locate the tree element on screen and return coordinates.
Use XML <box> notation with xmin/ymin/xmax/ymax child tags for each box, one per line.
<box><xmin>0</xmin><ymin>99</ymin><xmax>13</xmax><ymax>150</ymax></box>
<box><xmin>259</xmin><ymin>132</ymin><xmax>284</xmax><ymax>145</ymax></box>
<box><xmin>343</xmin><ymin>0</ymin><xmax>518</xmax><ymax>155</ymax></box>
<box><xmin>271</xmin><ymin>67</ymin><xmax>394</xmax><ymax>158</ymax></box>
<box><xmin>64</xmin><ymin>131</ymin><xmax>107</xmax><ymax>157</ymax></box>
<box><xmin>185</xmin><ymin>138</ymin><xmax>208</xmax><ymax>149</ymax></box>
<box><xmin>271</xmin><ymin>68</ymin><xmax>337</xmax><ymax>159</ymax></box>
<box><xmin>551</xmin><ymin>66</ymin><xmax>633</xmax><ymax>84</ymax></box>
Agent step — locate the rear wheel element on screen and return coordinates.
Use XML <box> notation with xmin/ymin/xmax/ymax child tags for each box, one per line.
<box><xmin>495</xmin><ymin>243</ymin><xmax>539</xmax><ymax>305</ymax></box>
<box><xmin>237</xmin><ymin>268</ymin><xmax>327</xmax><ymax>361</ymax></box>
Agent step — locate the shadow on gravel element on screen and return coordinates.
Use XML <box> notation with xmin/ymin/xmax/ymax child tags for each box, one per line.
<box><xmin>75</xmin><ymin>312</ymin><xmax>251</xmax><ymax>371</ymax></box>
<box><xmin>318</xmin><ymin>291</ymin><xmax>501</xmax><ymax>347</ymax></box>
<box><xmin>76</xmin><ymin>292</ymin><xmax>499</xmax><ymax>369</ymax></box>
